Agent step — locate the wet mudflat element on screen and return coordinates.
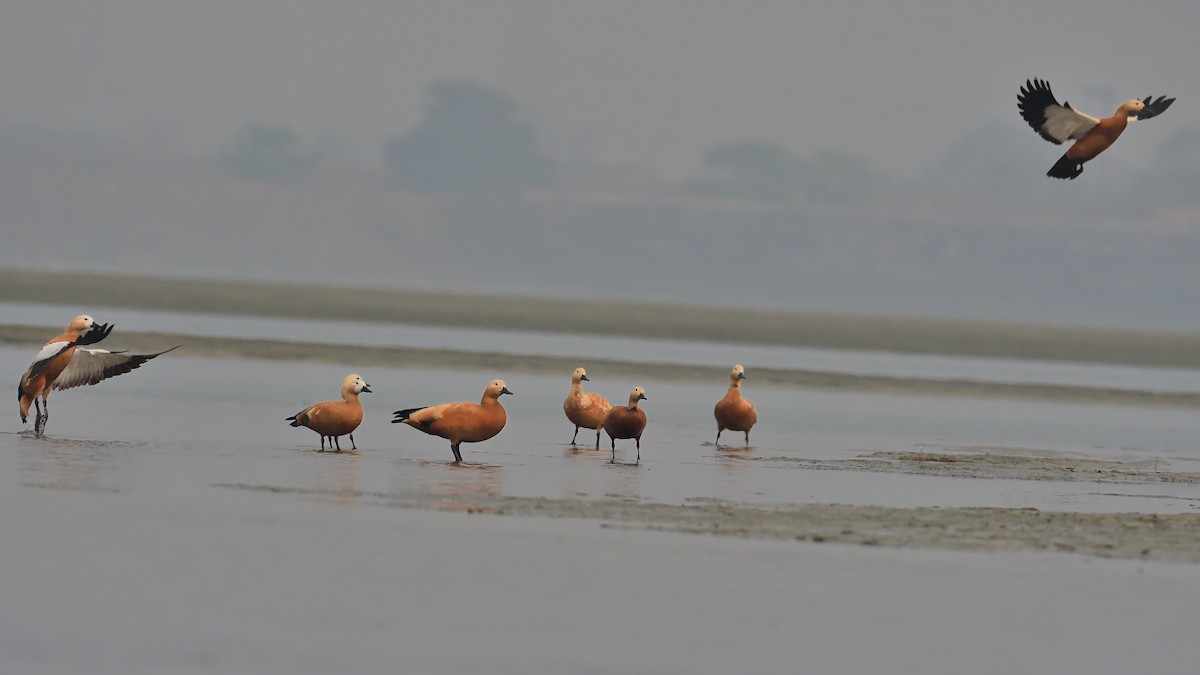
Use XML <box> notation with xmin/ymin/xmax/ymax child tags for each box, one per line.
<box><xmin>4</xmin><ymin>350</ymin><xmax>1200</xmax><ymax>673</ymax></box>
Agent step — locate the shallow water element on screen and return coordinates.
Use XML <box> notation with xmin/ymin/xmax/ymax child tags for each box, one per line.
<box><xmin>4</xmin><ymin>348</ymin><xmax>1199</xmax><ymax>514</ymax></box>
<box><xmin>5</xmin><ymin>349</ymin><xmax>1200</xmax><ymax>673</ymax></box>
<box><xmin>9</xmin><ymin>300</ymin><xmax>1200</xmax><ymax>392</ymax></box>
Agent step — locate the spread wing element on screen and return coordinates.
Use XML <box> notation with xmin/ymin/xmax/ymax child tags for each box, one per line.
<box><xmin>53</xmin><ymin>345</ymin><xmax>179</xmax><ymax>390</ymax></box>
<box><xmin>1018</xmin><ymin>78</ymin><xmax>1099</xmax><ymax>145</ymax></box>
<box><xmin>1134</xmin><ymin>95</ymin><xmax>1176</xmax><ymax>121</ymax></box>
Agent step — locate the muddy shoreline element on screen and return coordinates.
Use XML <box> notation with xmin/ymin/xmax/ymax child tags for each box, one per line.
<box><xmin>4</xmin><ymin>323</ymin><xmax>1200</xmax><ymax>408</ymax></box>
<box><xmin>6</xmin><ymin>266</ymin><xmax>1200</xmax><ymax>367</ymax></box>
<box><xmin>215</xmin><ymin>483</ymin><xmax>1200</xmax><ymax>563</ymax></box>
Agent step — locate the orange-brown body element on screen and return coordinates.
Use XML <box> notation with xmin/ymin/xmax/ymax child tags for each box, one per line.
<box><xmin>1065</xmin><ymin>114</ymin><xmax>1128</xmax><ymax>163</ymax></box>
<box><xmin>714</xmin><ymin>364</ymin><xmax>757</xmax><ymax>446</ymax></box>
<box><xmin>563</xmin><ymin>367</ymin><xmax>612</xmax><ymax>448</ymax></box>
<box><xmin>287</xmin><ymin>374</ymin><xmax>371</xmax><ymax>451</ymax></box>
<box><xmin>17</xmin><ymin>328</ymin><xmax>82</xmax><ymax>424</ymax></box>
<box><xmin>603</xmin><ymin>386</ymin><xmax>648</xmax><ymax>463</ymax></box>
<box><xmin>394</xmin><ymin>380</ymin><xmax>511</xmax><ymax>462</ymax></box>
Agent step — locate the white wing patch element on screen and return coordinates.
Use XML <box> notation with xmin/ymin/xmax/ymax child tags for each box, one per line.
<box><xmin>1039</xmin><ymin>105</ymin><xmax>1100</xmax><ymax>144</ymax></box>
<box><xmin>33</xmin><ymin>341</ymin><xmax>71</xmax><ymax>363</ymax></box>
<box><xmin>25</xmin><ymin>340</ymin><xmax>74</xmax><ymax>379</ymax></box>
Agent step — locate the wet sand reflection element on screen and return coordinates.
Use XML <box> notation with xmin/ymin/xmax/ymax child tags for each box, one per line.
<box><xmin>302</xmin><ymin>448</ymin><xmax>364</xmax><ymax>507</ymax></box>
<box><xmin>392</xmin><ymin>458</ymin><xmax>503</xmax><ymax>512</ymax></box>
<box><xmin>17</xmin><ymin>434</ymin><xmax>139</xmax><ymax>494</ymax></box>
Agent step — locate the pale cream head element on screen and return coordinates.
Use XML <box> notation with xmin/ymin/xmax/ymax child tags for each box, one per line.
<box><xmin>485</xmin><ymin>379</ymin><xmax>514</xmax><ymax>398</ymax></box>
<box><xmin>1120</xmin><ymin>98</ymin><xmax>1146</xmax><ymax>117</ymax></box>
<box><xmin>572</xmin><ymin>367</ymin><xmax>589</xmax><ymax>384</ymax></box>
<box><xmin>68</xmin><ymin>314</ymin><xmax>96</xmax><ymax>333</ymax></box>
<box><xmin>343</xmin><ymin>374</ymin><xmax>372</xmax><ymax>395</ymax></box>
<box><xmin>628</xmin><ymin>386</ymin><xmax>648</xmax><ymax>406</ymax></box>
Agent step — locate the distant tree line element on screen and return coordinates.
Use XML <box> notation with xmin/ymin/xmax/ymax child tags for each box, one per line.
<box><xmin>382</xmin><ymin>80</ymin><xmax>553</xmax><ymax>193</ymax></box>
<box><xmin>216</xmin><ymin>79</ymin><xmax>1200</xmax><ymax>211</ymax></box>
<box><xmin>685</xmin><ymin>140</ymin><xmax>884</xmax><ymax>204</ymax></box>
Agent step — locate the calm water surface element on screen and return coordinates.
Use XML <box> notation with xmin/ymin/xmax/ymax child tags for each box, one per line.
<box><xmin>4</xmin><ymin>348</ymin><xmax>1200</xmax><ymax>674</ymax></box>
<box><xmin>3</xmin><ymin>347</ymin><xmax>1198</xmax><ymax>514</ymax></box>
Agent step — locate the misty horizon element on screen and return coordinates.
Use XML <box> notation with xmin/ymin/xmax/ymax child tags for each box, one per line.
<box><xmin>2</xmin><ymin>2</ymin><xmax>1199</xmax><ymax>333</ymax></box>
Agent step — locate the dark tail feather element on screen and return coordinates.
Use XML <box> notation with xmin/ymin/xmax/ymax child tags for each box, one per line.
<box><xmin>392</xmin><ymin>407</ymin><xmax>426</xmax><ymax>423</ymax></box>
<box><xmin>1047</xmin><ymin>154</ymin><xmax>1083</xmax><ymax>179</ymax></box>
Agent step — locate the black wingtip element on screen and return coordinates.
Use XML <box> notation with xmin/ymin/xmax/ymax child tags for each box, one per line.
<box><xmin>1017</xmin><ymin>77</ymin><xmax>1062</xmax><ymax>138</ymax></box>
<box><xmin>76</xmin><ymin>322</ymin><xmax>115</xmax><ymax>346</ymax></box>
<box><xmin>136</xmin><ymin>345</ymin><xmax>182</xmax><ymax>364</ymax></box>
<box><xmin>1137</xmin><ymin>95</ymin><xmax>1175</xmax><ymax>120</ymax></box>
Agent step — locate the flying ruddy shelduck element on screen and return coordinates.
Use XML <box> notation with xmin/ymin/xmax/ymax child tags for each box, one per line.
<box><xmin>18</xmin><ymin>315</ymin><xmax>178</xmax><ymax>436</ymax></box>
<box><xmin>392</xmin><ymin>379</ymin><xmax>512</xmax><ymax>463</ymax></box>
<box><xmin>1018</xmin><ymin>78</ymin><xmax>1175</xmax><ymax>179</ymax></box>
<box><xmin>286</xmin><ymin>374</ymin><xmax>372</xmax><ymax>451</ymax></box>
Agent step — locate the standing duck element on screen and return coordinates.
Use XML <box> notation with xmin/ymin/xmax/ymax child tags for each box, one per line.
<box><xmin>563</xmin><ymin>367</ymin><xmax>613</xmax><ymax>449</ymax></box>
<box><xmin>603</xmin><ymin>386</ymin><xmax>648</xmax><ymax>464</ymax></box>
<box><xmin>714</xmin><ymin>364</ymin><xmax>757</xmax><ymax>446</ymax></box>
<box><xmin>287</xmin><ymin>373</ymin><xmax>372</xmax><ymax>451</ymax></box>
<box><xmin>393</xmin><ymin>379</ymin><xmax>512</xmax><ymax>463</ymax></box>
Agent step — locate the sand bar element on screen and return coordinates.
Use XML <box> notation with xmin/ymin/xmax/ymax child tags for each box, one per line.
<box><xmin>213</xmin><ymin>483</ymin><xmax>1200</xmax><ymax>564</ymax></box>
<box><xmin>4</xmin><ymin>323</ymin><xmax>1200</xmax><ymax>407</ymax></box>
<box><xmin>6</xmin><ymin>266</ymin><xmax>1200</xmax><ymax>367</ymax></box>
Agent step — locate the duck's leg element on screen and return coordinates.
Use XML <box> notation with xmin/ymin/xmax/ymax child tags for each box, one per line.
<box><xmin>716</xmin><ymin>428</ymin><xmax>723</xmax><ymax>445</ymax></box>
<box><xmin>333</xmin><ymin>435</ymin><xmax>342</xmax><ymax>452</ymax></box>
<box><xmin>610</xmin><ymin>437</ymin><xmax>616</xmax><ymax>464</ymax></box>
<box><xmin>319</xmin><ymin>435</ymin><xmax>326</xmax><ymax>451</ymax></box>
<box><xmin>33</xmin><ymin>399</ymin><xmax>44</xmax><ymax>436</ymax></box>
<box><xmin>570</xmin><ymin>426</ymin><xmax>580</xmax><ymax>445</ymax></box>
<box><xmin>636</xmin><ymin>438</ymin><xmax>641</xmax><ymax>464</ymax></box>
<box><xmin>39</xmin><ymin>395</ymin><xmax>50</xmax><ymax>435</ymax></box>
<box><xmin>594</xmin><ymin>428</ymin><xmax>602</xmax><ymax>451</ymax></box>
<box><xmin>451</xmin><ymin>443</ymin><xmax>463</xmax><ymax>463</ymax></box>
<box><xmin>744</xmin><ymin>430</ymin><xmax>750</xmax><ymax>445</ymax></box>
<box><xmin>349</xmin><ymin>433</ymin><xmax>356</xmax><ymax>450</ymax></box>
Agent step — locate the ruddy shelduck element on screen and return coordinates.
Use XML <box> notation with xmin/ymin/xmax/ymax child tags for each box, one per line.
<box><xmin>563</xmin><ymin>367</ymin><xmax>613</xmax><ymax>449</ymax></box>
<box><xmin>1018</xmin><ymin>78</ymin><xmax>1175</xmax><ymax>179</ymax></box>
<box><xmin>392</xmin><ymin>379</ymin><xmax>512</xmax><ymax>463</ymax></box>
<box><xmin>714</xmin><ymin>364</ymin><xmax>757</xmax><ymax>446</ymax></box>
<box><xmin>286</xmin><ymin>373</ymin><xmax>372</xmax><ymax>451</ymax></box>
<box><xmin>603</xmin><ymin>386</ymin><xmax>648</xmax><ymax>464</ymax></box>
<box><xmin>17</xmin><ymin>315</ymin><xmax>177</xmax><ymax>436</ymax></box>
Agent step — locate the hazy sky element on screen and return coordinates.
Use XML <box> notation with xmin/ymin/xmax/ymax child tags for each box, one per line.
<box><xmin>2</xmin><ymin>1</ymin><xmax>1197</xmax><ymax>179</ymax></box>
